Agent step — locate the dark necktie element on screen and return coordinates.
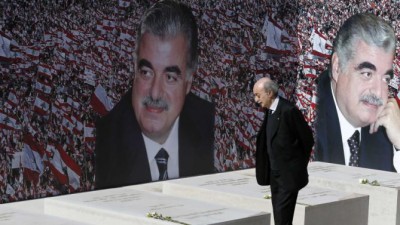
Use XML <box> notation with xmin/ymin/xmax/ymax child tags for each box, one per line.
<box><xmin>347</xmin><ymin>130</ymin><xmax>360</xmax><ymax>167</ymax></box>
<box><xmin>155</xmin><ymin>148</ymin><xmax>169</xmax><ymax>180</ymax></box>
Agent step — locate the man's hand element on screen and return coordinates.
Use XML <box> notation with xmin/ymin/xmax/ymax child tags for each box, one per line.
<box><xmin>370</xmin><ymin>98</ymin><xmax>400</xmax><ymax>148</ymax></box>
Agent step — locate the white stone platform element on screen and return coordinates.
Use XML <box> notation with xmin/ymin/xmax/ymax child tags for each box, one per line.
<box><xmin>44</xmin><ymin>186</ymin><xmax>270</xmax><ymax>225</ymax></box>
<box><xmin>160</xmin><ymin>170</ymin><xmax>368</xmax><ymax>225</ymax></box>
<box><xmin>308</xmin><ymin>161</ymin><xmax>400</xmax><ymax>225</ymax></box>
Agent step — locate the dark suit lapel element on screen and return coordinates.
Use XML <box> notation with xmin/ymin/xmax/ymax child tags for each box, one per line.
<box><xmin>318</xmin><ymin>71</ymin><xmax>345</xmax><ymax>164</ymax></box>
<box><xmin>267</xmin><ymin>98</ymin><xmax>282</xmax><ymax>144</ymax></box>
<box><xmin>120</xmin><ymin>101</ymin><xmax>152</xmax><ymax>184</ymax></box>
<box><xmin>178</xmin><ymin>115</ymin><xmax>201</xmax><ymax>177</ymax></box>
<box><xmin>325</xmin><ymin>84</ymin><xmax>345</xmax><ymax>164</ymax></box>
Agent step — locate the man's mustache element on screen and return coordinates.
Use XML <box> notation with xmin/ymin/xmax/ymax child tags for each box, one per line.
<box><xmin>360</xmin><ymin>94</ymin><xmax>383</xmax><ymax>106</ymax></box>
<box><xmin>142</xmin><ymin>96</ymin><xmax>169</xmax><ymax>110</ymax></box>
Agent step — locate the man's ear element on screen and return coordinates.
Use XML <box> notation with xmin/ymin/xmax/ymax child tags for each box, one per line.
<box><xmin>331</xmin><ymin>53</ymin><xmax>340</xmax><ymax>82</ymax></box>
<box><xmin>266</xmin><ymin>89</ymin><xmax>273</xmax><ymax>97</ymax></box>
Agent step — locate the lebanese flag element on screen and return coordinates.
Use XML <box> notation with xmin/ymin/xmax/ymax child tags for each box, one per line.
<box><xmin>309</xmin><ymin>28</ymin><xmax>332</xmax><ymax>58</ymax></box>
<box><xmin>25</xmin><ymin>46</ymin><xmax>40</xmax><ymax>59</ymax></box>
<box><xmin>37</xmin><ymin>64</ymin><xmax>53</xmax><ymax>79</ymax></box>
<box><xmin>5</xmin><ymin>91</ymin><xmax>18</xmax><ymax>108</ymax></box>
<box><xmin>82</xmin><ymin>68</ymin><xmax>96</xmax><ymax>86</ymax></box>
<box><xmin>12</xmin><ymin>49</ymin><xmax>23</xmax><ymax>63</ymax></box>
<box><xmin>119</xmin><ymin>28</ymin><xmax>134</xmax><ymax>41</ymax></box>
<box><xmin>56</xmin><ymin>97</ymin><xmax>72</xmax><ymax>113</ymax></box>
<box><xmin>51</xmin><ymin>100</ymin><xmax>62</xmax><ymax>116</ymax></box>
<box><xmin>261</xmin><ymin>16</ymin><xmax>291</xmax><ymax>55</ymax></box>
<box><xmin>95</xmin><ymin>37</ymin><xmax>109</xmax><ymax>49</ymax></box>
<box><xmin>84</xmin><ymin>123</ymin><xmax>96</xmax><ymax>142</ymax></box>
<box><xmin>118</xmin><ymin>0</ymin><xmax>130</xmax><ymax>8</ymax></box>
<box><xmin>46</xmin><ymin>144</ymin><xmax>81</xmax><ymax>191</ymax></box>
<box><xmin>222</xmin><ymin>53</ymin><xmax>234</xmax><ymax>64</ymax></box>
<box><xmin>72</xmin><ymin>114</ymin><xmax>83</xmax><ymax>135</ymax></box>
<box><xmin>62</xmin><ymin>115</ymin><xmax>74</xmax><ymax>133</ymax></box>
<box><xmin>120</xmin><ymin>43</ymin><xmax>133</xmax><ymax>53</ymax></box>
<box><xmin>311</xmin><ymin>90</ymin><xmax>317</xmax><ymax>110</ymax></box>
<box><xmin>0</xmin><ymin>111</ymin><xmax>19</xmax><ymax>130</ymax></box>
<box><xmin>303</xmin><ymin>65</ymin><xmax>317</xmax><ymax>78</ymax></box>
<box><xmin>22</xmin><ymin>136</ymin><xmax>45</xmax><ymax>184</ymax></box>
<box><xmin>0</xmin><ymin>32</ymin><xmax>12</xmax><ymax>62</ymax></box>
<box><xmin>90</xmin><ymin>84</ymin><xmax>114</xmax><ymax>116</ymax></box>
<box><xmin>34</xmin><ymin>95</ymin><xmax>50</xmax><ymax>115</ymax></box>
<box><xmin>6</xmin><ymin>184</ymin><xmax>15</xmax><ymax>196</ymax></box>
<box><xmin>70</xmin><ymin>98</ymin><xmax>81</xmax><ymax>110</ymax></box>
<box><xmin>102</xmin><ymin>18</ymin><xmax>116</xmax><ymax>29</ymax></box>
<box><xmin>35</xmin><ymin>80</ymin><xmax>52</xmax><ymax>94</ymax></box>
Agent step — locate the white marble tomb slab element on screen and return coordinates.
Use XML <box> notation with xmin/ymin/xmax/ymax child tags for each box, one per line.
<box><xmin>44</xmin><ymin>186</ymin><xmax>270</xmax><ymax>225</ymax></box>
<box><xmin>127</xmin><ymin>180</ymin><xmax>164</xmax><ymax>193</ymax></box>
<box><xmin>308</xmin><ymin>161</ymin><xmax>400</xmax><ymax>225</ymax></box>
<box><xmin>162</xmin><ymin>170</ymin><xmax>368</xmax><ymax>225</ymax></box>
<box><xmin>0</xmin><ymin>203</ymin><xmax>89</xmax><ymax>225</ymax></box>
<box><xmin>1</xmin><ymin>198</ymin><xmax>45</xmax><ymax>214</ymax></box>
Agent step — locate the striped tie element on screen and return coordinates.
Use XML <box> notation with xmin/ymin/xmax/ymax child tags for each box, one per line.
<box><xmin>155</xmin><ymin>148</ymin><xmax>169</xmax><ymax>180</ymax></box>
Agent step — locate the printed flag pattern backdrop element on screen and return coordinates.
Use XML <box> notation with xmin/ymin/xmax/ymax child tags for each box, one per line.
<box><xmin>0</xmin><ymin>0</ymin><xmax>399</xmax><ymax>203</ymax></box>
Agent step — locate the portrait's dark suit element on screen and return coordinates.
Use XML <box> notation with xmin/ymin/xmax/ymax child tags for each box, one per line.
<box><xmin>256</xmin><ymin>97</ymin><xmax>314</xmax><ymax>225</ymax></box>
<box><xmin>95</xmin><ymin>89</ymin><xmax>215</xmax><ymax>190</ymax></box>
<box><xmin>315</xmin><ymin>71</ymin><xmax>395</xmax><ymax>172</ymax></box>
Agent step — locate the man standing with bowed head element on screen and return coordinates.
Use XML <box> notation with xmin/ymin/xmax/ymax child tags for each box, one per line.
<box><xmin>254</xmin><ymin>77</ymin><xmax>314</xmax><ymax>225</ymax></box>
<box><xmin>95</xmin><ymin>0</ymin><xmax>215</xmax><ymax>189</ymax></box>
<box><xmin>315</xmin><ymin>13</ymin><xmax>400</xmax><ymax>172</ymax></box>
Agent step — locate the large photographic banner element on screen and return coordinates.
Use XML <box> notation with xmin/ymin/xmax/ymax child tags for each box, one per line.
<box><xmin>0</xmin><ymin>0</ymin><xmax>399</xmax><ymax>202</ymax></box>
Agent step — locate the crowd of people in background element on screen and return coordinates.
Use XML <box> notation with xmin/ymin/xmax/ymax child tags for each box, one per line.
<box><xmin>0</xmin><ymin>0</ymin><xmax>399</xmax><ymax>203</ymax></box>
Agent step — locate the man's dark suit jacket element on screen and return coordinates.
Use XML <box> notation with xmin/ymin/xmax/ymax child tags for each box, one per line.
<box><xmin>95</xmin><ymin>89</ymin><xmax>215</xmax><ymax>189</ymax></box>
<box><xmin>315</xmin><ymin>71</ymin><xmax>395</xmax><ymax>172</ymax></box>
<box><xmin>256</xmin><ymin>97</ymin><xmax>314</xmax><ymax>191</ymax></box>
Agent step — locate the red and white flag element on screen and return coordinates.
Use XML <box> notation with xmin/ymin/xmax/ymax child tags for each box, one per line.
<box><xmin>303</xmin><ymin>65</ymin><xmax>317</xmax><ymax>78</ymax></box>
<box><xmin>72</xmin><ymin>114</ymin><xmax>83</xmax><ymax>135</ymax></box>
<box><xmin>37</xmin><ymin>64</ymin><xmax>53</xmax><ymax>79</ymax></box>
<box><xmin>221</xmin><ymin>53</ymin><xmax>234</xmax><ymax>65</ymax></box>
<box><xmin>34</xmin><ymin>95</ymin><xmax>50</xmax><ymax>115</ymax></box>
<box><xmin>22</xmin><ymin>135</ymin><xmax>45</xmax><ymax>184</ymax></box>
<box><xmin>62</xmin><ymin>115</ymin><xmax>74</xmax><ymax>133</ymax></box>
<box><xmin>309</xmin><ymin>28</ymin><xmax>332</xmax><ymax>58</ymax></box>
<box><xmin>261</xmin><ymin>16</ymin><xmax>292</xmax><ymax>55</ymax></box>
<box><xmin>51</xmin><ymin>100</ymin><xmax>62</xmax><ymax>116</ymax></box>
<box><xmin>119</xmin><ymin>0</ymin><xmax>130</xmax><ymax>8</ymax></box>
<box><xmin>45</xmin><ymin>144</ymin><xmax>82</xmax><ymax>191</ymax></box>
<box><xmin>71</xmin><ymin>98</ymin><xmax>81</xmax><ymax>110</ymax></box>
<box><xmin>0</xmin><ymin>111</ymin><xmax>19</xmax><ymax>130</ymax></box>
<box><xmin>24</xmin><ymin>46</ymin><xmax>40</xmax><ymax>59</ymax></box>
<box><xmin>0</xmin><ymin>32</ymin><xmax>12</xmax><ymax>62</ymax></box>
<box><xmin>82</xmin><ymin>68</ymin><xmax>96</xmax><ymax>86</ymax></box>
<box><xmin>90</xmin><ymin>84</ymin><xmax>114</xmax><ymax>116</ymax></box>
<box><xmin>5</xmin><ymin>91</ymin><xmax>19</xmax><ymax>108</ymax></box>
<box><xmin>35</xmin><ymin>80</ymin><xmax>52</xmax><ymax>94</ymax></box>
<box><xmin>119</xmin><ymin>28</ymin><xmax>134</xmax><ymax>42</ymax></box>
<box><xmin>84</xmin><ymin>123</ymin><xmax>96</xmax><ymax>142</ymax></box>
<box><xmin>56</xmin><ymin>97</ymin><xmax>72</xmax><ymax>113</ymax></box>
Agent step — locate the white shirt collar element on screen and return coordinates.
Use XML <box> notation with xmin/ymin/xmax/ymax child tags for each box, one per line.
<box><xmin>330</xmin><ymin>82</ymin><xmax>361</xmax><ymax>166</ymax></box>
<box><xmin>143</xmin><ymin>117</ymin><xmax>180</xmax><ymax>181</ymax></box>
<box><xmin>269</xmin><ymin>96</ymin><xmax>279</xmax><ymax>113</ymax></box>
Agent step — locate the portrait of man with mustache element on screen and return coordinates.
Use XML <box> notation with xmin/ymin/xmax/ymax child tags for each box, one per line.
<box><xmin>94</xmin><ymin>0</ymin><xmax>215</xmax><ymax>189</ymax></box>
<box><xmin>315</xmin><ymin>13</ymin><xmax>400</xmax><ymax>172</ymax></box>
